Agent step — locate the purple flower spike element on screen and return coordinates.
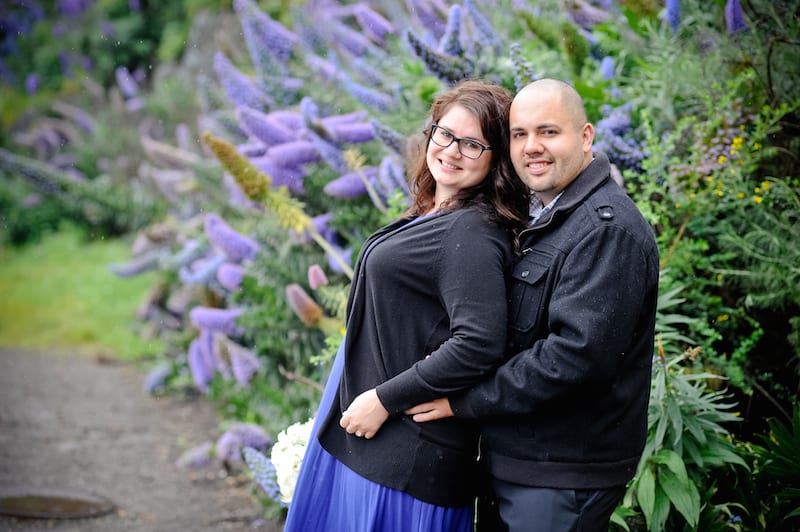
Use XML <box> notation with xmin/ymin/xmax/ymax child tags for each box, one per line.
<box><xmin>204</xmin><ymin>213</ymin><xmax>260</xmax><ymax>262</ymax></box>
<box><xmin>379</xmin><ymin>155</ymin><xmax>410</xmax><ymax>197</ymax></box>
<box><xmin>563</xmin><ymin>0</ymin><xmax>610</xmax><ymax>29</ymax></box>
<box><xmin>176</xmin><ymin>441</ymin><xmax>214</xmax><ymax>469</ymax></box>
<box><xmin>327</xmin><ymin>244</ymin><xmax>354</xmax><ymax>274</ymax></box>
<box><xmin>217</xmin><ymin>262</ymin><xmax>246</xmax><ymax>291</ymax></box>
<box><xmin>324</xmin><ymin>170</ymin><xmax>371</xmax><ymax>198</ymax></box>
<box><xmin>167</xmin><ymin>239</ymin><xmax>206</xmax><ymax>269</ymax></box>
<box><xmin>354</xmin><ymin>4</ymin><xmax>395</xmax><ymax>43</ymax></box>
<box><xmin>227</xmin><ymin>341</ymin><xmax>261</xmax><ymax>387</ymax></box>
<box><xmin>237</xmin><ymin>106</ymin><xmax>297</xmax><ymax>146</ymax></box>
<box><xmin>299</xmin><ymin>96</ymin><xmax>319</xmax><ymax>123</ymax></box>
<box><xmin>243</xmin><ymin>448</ymin><xmax>283</xmax><ymax>506</ymax></box>
<box><xmin>188</xmin><ymin>337</ymin><xmax>215</xmax><ymax>392</ymax></box>
<box><xmin>24</xmin><ymin>73</ymin><xmax>38</xmax><ymax>94</ymax></box>
<box><xmin>326</xmin><ymin>122</ymin><xmax>376</xmax><ymax>144</ymax></box>
<box><xmin>332</xmin><ymin>21</ymin><xmax>376</xmax><ymax>57</ymax></box>
<box><xmin>114</xmin><ymin>66</ymin><xmax>139</xmax><ymax>99</ymax></box>
<box><xmin>312</xmin><ymin>213</ymin><xmax>335</xmax><ymax>235</ymax></box>
<box><xmin>307</xmin><ymin>130</ymin><xmax>349</xmax><ymax>174</ymax></box>
<box><xmin>237</xmin><ymin>142</ymin><xmax>267</xmax><ymax>158</ymax></box>
<box><xmin>108</xmin><ymin>249</ymin><xmax>161</xmax><ymax>278</ymax></box>
<box><xmin>463</xmin><ymin>0</ymin><xmax>502</xmax><ymax>54</ymax></box>
<box><xmin>407</xmin><ymin>0</ymin><xmax>446</xmax><ymax>38</ymax></box>
<box><xmin>115</xmin><ymin>66</ymin><xmax>139</xmax><ymax>98</ymax></box>
<box><xmin>600</xmin><ymin>56</ymin><xmax>615</xmax><ymax>80</ymax></box>
<box><xmin>308</xmin><ymin>264</ymin><xmax>329</xmax><ymax>289</ymax></box>
<box><xmin>216</xmin><ymin>423</ymin><xmax>272</xmax><ymax>464</ymax></box>
<box><xmin>725</xmin><ymin>0</ymin><xmax>748</xmax><ymax>34</ymax></box>
<box><xmin>342</xmin><ymin>77</ymin><xmax>395</xmax><ymax>112</ymax></box>
<box><xmin>320</xmin><ymin>111</ymin><xmax>369</xmax><ymax>127</ymax></box>
<box><xmin>371</xmin><ymin>119</ymin><xmax>407</xmax><ymax>154</ymax></box>
<box><xmin>267</xmin><ymin>140</ymin><xmax>321</xmax><ymax>167</ymax></box>
<box><xmin>143</xmin><ymin>363</ymin><xmax>171</xmax><ymax>394</ymax></box>
<box><xmin>57</xmin><ymin>0</ymin><xmax>92</xmax><ymax>17</ymax></box>
<box><xmin>179</xmin><ymin>254</ymin><xmax>227</xmax><ymax>285</ymax></box>
<box><xmin>305</xmin><ymin>53</ymin><xmax>339</xmax><ymax>81</ymax></box>
<box><xmin>406</xmin><ymin>30</ymin><xmax>472</xmax><ymax>84</ymax></box>
<box><xmin>213</xmin><ymin>52</ymin><xmax>273</xmax><ymax>110</ymax></box>
<box><xmin>234</xmin><ymin>0</ymin><xmax>298</xmax><ymax>63</ymax></box>
<box><xmin>438</xmin><ymin>5</ymin><xmax>463</xmax><ymax>56</ymax></box>
<box><xmin>250</xmin><ymin>156</ymin><xmax>306</xmax><ymax>194</ymax></box>
<box><xmin>665</xmin><ymin>0</ymin><xmax>680</xmax><ymax>32</ymax></box>
<box><xmin>268</xmin><ymin>110</ymin><xmax>304</xmax><ymax>130</ymax></box>
<box><xmin>198</xmin><ymin>329</ymin><xmax>218</xmax><ymax>377</ymax></box>
<box><xmin>190</xmin><ymin>306</ymin><xmax>244</xmax><ymax>335</ymax></box>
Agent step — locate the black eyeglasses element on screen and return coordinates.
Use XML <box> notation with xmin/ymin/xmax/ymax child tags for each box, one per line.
<box><xmin>429</xmin><ymin>124</ymin><xmax>491</xmax><ymax>160</ymax></box>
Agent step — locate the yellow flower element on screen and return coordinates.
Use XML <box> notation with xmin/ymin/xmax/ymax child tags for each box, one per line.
<box><xmin>707</xmin><ymin>175</ymin><xmax>714</xmax><ymax>183</ymax></box>
<box><xmin>717</xmin><ymin>314</ymin><xmax>729</xmax><ymax>322</ymax></box>
<box><xmin>715</xmin><ymin>189</ymin><xmax>724</xmax><ymax>197</ymax></box>
<box><xmin>737</xmin><ymin>192</ymin><xmax>745</xmax><ymax>199</ymax></box>
<box><xmin>717</xmin><ymin>155</ymin><xmax>727</xmax><ymax>165</ymax></box>
<box><xmin>761</xmin><ymin>180</ymin><xmax>772</xmax><ymax>190</ymax></box>
<box><xmin>753</xmin><ymin>142</ymin><xmax>762</xmax><ymax>150</ymax></box>
<box><xmin>753</xmin><ymin>196</ymin><xmax>763</xmax><ymax>204</ymax></box>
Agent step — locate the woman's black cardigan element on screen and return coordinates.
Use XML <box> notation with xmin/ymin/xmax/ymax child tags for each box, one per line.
<box><xmin>317</xmin><ymin>207</ymin><xmax>513</xmax><ymax>507</ymax></box>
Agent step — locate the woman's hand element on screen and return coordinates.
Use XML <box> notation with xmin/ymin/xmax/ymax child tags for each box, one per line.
<box><xmin>405</xmin><ymin>398</ymin><xmax>454</xmax><ymax>422</ymax></box>
<box><xmin>340</xmin><ymin>388</ymin><xmax>389</xmax><ymax>439</ymax></box>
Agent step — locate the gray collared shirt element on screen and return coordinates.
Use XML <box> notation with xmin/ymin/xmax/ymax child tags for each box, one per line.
<box><xmin>529</xmin><ymin>191</ymin><xmax>564</xmax><ymax>225</ymax></box>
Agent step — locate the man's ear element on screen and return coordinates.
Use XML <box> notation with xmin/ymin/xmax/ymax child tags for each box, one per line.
<box><xmin>582</xmin><ymin>122</ymin><xmax>596</xmax><ymax>153</ymax></box>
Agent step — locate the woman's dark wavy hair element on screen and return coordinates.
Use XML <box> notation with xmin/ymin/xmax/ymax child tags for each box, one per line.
<box><xmin>404</xmin><ymin>79</ymin><xmax>530</xmax><ymax>252</ymax></box>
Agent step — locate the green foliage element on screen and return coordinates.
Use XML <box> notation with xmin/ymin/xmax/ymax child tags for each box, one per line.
<box><xmin>714</xmin><ymin>406</ymin><xmax>800</xmax><ymax>530</ymax></box>
<box><xmin>621</xmin><ymin>347</ymin><xmax>747</xmax><ymax>530</ymax></box>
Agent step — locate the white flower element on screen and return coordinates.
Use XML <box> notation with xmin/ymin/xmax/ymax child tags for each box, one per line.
<box><xmin>270</xmin><ymin>417</ymin><xmax>314</xmax><ymax>504</ymax></box>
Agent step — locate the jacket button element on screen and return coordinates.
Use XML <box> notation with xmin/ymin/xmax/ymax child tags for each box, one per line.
<box><xmin>521</xmin><ymin>270</ymin><xmax>529</xmax><ymax>278</ymax></box>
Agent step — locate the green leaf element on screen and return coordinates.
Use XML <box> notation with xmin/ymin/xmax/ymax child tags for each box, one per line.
<box><xmin>665</xmin><ymin>397</ymin><xmax>683</xmax><ymax>447</ymax></box>
<box><xmin>658</xmin><ymin>468</ymin><xmax>699</xmax><ymax>528</ymax></box>
<box><xmin>651</xmin><ymin>483</ymin><xmax>671</xmax><ymax>532</ymax></box>
<box><xmin>651</xmin><ymin>448</ymin><xmax>688</xmax><ymax>484</ymax></box>
<box><xmin>699</xmin><ymin>442</ymin><xmax>749</xmax><ymax>469</ymax></box>
<box><xmin>637</xmin><ymin>467</ymin><xmax>656</xmax><ymax>528</ymax></box>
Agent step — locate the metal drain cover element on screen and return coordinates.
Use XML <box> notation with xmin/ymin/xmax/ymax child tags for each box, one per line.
<box><xmin>0</xmin><ymin>487</ymin><xmax>115</xmax><ymax>519</ymax></box>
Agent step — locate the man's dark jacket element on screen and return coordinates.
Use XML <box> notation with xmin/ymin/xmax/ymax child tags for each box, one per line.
<box><xmin>450</xmin><ymin>152</ymin><xmax>660</xmax><ymax>489</ymax></box>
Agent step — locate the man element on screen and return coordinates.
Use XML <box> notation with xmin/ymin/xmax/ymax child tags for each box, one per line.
<box><xmin>407</xmin><ymin>78</ymin><xmax>660</xmax><ymax>531</ymax></box>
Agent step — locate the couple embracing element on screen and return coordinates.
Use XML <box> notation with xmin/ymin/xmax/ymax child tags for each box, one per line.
<box><xmin>284</xmin><ymin>78</ymin><xmax>659</xmax><ymax>532</ymax></box>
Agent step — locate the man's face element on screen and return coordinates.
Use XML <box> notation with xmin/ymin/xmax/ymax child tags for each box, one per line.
<box><xmin>509</xmin><ymin>89</ymin><xmax>594</xmax><ymax>205</ymax></box>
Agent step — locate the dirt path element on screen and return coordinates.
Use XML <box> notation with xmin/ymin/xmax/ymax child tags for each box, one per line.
<box><xmin>0</xmin><ymin>348</ymin><xmax>283</xmax><ymax>532</ymax></box>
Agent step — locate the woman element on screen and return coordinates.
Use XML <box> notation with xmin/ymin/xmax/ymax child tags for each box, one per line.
<box><xmin>284</xmin><ymin>79</ymin><xmax>529</xmax><ymax>532</ymax></box>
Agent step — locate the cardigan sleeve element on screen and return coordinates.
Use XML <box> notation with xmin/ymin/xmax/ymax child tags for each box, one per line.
<box><xmin>376</xmin><ymin>209</ymin><xmax>512</xmax><ymax>415</ymax></box>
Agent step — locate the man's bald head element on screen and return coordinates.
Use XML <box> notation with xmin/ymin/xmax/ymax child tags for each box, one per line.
<box><xmin>515</xmin><ymin>79</ymin><xmax>588</xmax><ymax>131</ymax></box>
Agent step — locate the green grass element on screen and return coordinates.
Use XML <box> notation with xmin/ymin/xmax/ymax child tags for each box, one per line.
<box><xmin>0</xmin><ymin>225</ymin><xmax>164</xmax><ymax>359</ymax></box>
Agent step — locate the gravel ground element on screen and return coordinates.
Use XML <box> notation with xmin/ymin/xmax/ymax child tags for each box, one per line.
<box><xmin>0</xmin><ymin>348</ymin><xmax>283</xmax><ymax>532</ymax></box>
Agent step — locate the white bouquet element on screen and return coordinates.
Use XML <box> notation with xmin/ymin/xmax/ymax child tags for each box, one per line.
<box><xmin>270</xmin><ymin>417</ymin><xmax>315</xmax><ymax>504</ymax></box>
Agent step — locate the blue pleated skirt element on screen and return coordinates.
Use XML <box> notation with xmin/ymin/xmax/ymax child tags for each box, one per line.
<box><xmin>283</xmin><ymin>339</ymin><xmax>474</xmax><ymax>532</ymax></box>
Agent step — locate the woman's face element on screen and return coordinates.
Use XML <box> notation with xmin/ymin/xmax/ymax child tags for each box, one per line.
<box><xmin>426</xmin><ymin>104</ymin><xmax>492</xmax><ymax>206</ymax></box>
